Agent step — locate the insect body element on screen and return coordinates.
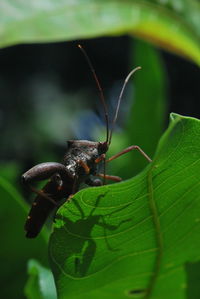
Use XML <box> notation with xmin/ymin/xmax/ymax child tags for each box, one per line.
<box><xmin>22</xmin><ymin>140</ymin><xmax>109</xmax><ymax>237</ymax></box>
<box><xmin>22</xmin><ymin>46</ymin><xmax>151</xmax><ymax>238</ymax></box>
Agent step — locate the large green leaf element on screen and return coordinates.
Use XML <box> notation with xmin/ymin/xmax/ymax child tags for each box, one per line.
<box><xmin>49</xmin><ymin>113</ymin><xmax>200</xmax><ymax>298</ymax></box>
<box><xmin>0</xmin><ymin>1</ymin><xmax>200</xmax><ymax>65</ymax></box>
<box><xmin>0</xmin><ymin>177</ymin><xmax>49</xmax><ymax>299</ymax></box>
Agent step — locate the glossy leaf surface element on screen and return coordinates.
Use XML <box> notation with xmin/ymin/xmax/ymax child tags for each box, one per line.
<box><xmin>49</xmin><ymin>113</ymin><xmax>200</xmax><ymax>298</ymax></box>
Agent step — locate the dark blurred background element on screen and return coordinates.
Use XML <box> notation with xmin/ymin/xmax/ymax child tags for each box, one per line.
<box><xmin>0</xmin><ymin>36</ymin><xmax>199</xmax><ymax>186</ymax></box>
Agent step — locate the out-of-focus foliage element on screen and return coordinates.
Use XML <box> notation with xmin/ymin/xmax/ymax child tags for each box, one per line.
<box><xmin>49</xmin><ymin>114</ymin><xmax>200</xmax><ymax>298</ymax></box>
<box><xmin>108</xmin><ymin>39</ymin><xmax>167</xmax><ymax>178</ymax></box>
<box><xmin>0</xmin><ymin>161</ymin><xmax>21</xmax><ymax>182</ymax></box>
<box><xmin>0</xmin><ymin>177</ymin><xmax>49</xmax><ymax>298</ymax></box>
<box><xmin>152</xmin><ymin>0</ymin><xmax>200</xmax><ymax>37</ymax></box>
<box><xmin>0</xmin><ymin>0</ymin><xmax>200</xmax><ymax>64</ymax></box>
<box><xmin>25</xmin><ymin>259</ymin><xmax>57</xmax><ymax>299</ymax></box>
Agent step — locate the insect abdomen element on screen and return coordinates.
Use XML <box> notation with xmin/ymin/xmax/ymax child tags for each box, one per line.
<box><xmin>25</xmin><ymin>195</ymin><xmax>55</xmax><ymax>238</ymax></box>
<box><xmin>25</xmin><ymin>180</ymin><xmax>71</xmax><ymax>238</ymax></box>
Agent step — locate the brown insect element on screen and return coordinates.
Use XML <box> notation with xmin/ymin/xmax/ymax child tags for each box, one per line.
<box><xmin>22</xmin><ymin>45</ymin><xmax>151</xmax><ymax>238</ymax></box>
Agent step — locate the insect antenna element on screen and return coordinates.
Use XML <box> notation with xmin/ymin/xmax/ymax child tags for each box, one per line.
<box><xmin>78</xmin><ymin>45</ymin><xmax>109</xmax><ymax>143</ymax></box>
<box><xmin>108</xmin><ymin>66</ymin><xmax>141</xmax><ymax>145</ymax></box>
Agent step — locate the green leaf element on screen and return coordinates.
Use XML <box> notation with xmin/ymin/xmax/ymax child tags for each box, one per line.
<box><xmin>186</xmin><ymin>261</ymin><xmax>200</xmax><ymax>298</ymax></box>
<box><xmin>0</xmin><ymin>161</ymin><xmax>20</xmax><ymax>182</ymax></box>
<box><xmin>0</xmin><ymin>1</ymin><xmax>200</xmax><ymax>65</ymax></box>
<box><xmin>0</xmin><ymin>177</ymin><xmax>49</xmax><ymax>299</ymax></box>
<box><xmin>152</xmin><ymin>0</ymin><xmax>200</xmax><ymax>38</ymax></box>
<box><xmin>49</xmin><ymin>113</ymin><xmax>200</xmax><ymax>298</ymax></box>
<box><xmin>24</xmin><ymin>259</ymin><xmax>57</xmax><ymax>299</ymax></box>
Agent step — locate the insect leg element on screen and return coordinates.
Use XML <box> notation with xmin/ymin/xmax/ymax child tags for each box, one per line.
<box><xmin>25</xmin><ymin>179</ymin><xmax>70</xmax><ymax>238</ymax></box>
<box><xmin>94</xmin><ymin>154</ymin><xmax>107</xmax><ymax>184</ymax></box>
<box><xmin>22</xmin><ymin>162</ymin><xmax>69</xmax><ymax>182</ymax></box>
<box><xmin>96</xmin><ymin>173</ymin><xmax>122</xmax><ymax>182</ymax></box>
<box><xmin>106</xmin><ymin>145</ymin><xmax>152</xmax><ymax>163</ymax></box>
<box><xmin>95</xmin><ymin>154</ymin><xmax>106</xmax><ymax>164</ymax></box>
<box><xmin>77</xmin><ymin>160</ymin><xmax>90</xmax><ymax>174</ymax></box>
<box><xmin>22</xmin><ymin>162</ymin><xmax>69</xmax><ymax>205</ymax></box>
<box><xmin>28</xmin><ymin>185</ymin><xmax>58</xmax><ymax>206</ymax></box>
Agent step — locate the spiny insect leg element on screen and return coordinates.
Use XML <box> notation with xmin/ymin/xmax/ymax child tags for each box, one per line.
<box><xmin>96</xmin><ymin>173</ymin><xmax>122</xmax><ymax>182</ymax></box>
<box><xmin>106</xmin><ymin>145</ymin><xmax>152</xmax><ymax>163</ymax></box>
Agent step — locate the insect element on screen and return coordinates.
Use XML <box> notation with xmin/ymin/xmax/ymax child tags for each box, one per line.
<box><xmin>22</xmin><ymin>45</ymin><xmax>152</xmax><ymax>238</ymax></box>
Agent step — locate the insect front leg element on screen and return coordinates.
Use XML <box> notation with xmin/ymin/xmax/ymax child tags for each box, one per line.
<box><xmin>96</xmin><ymin>173</ymin><xmax>122</xmax><ymax>182</ymax></box>
<box><xmin>106</xmin><ymin>145</ymin><xmax>152</xmax><ymax>163</ymax></box>
<box><xmin>22</xmin><ymin>162</ymin><xmax>69</xmax><ymax>205</ymax></box>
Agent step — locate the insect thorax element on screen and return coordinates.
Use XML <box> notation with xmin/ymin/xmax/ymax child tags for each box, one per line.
<box><xmin>63</xmin><ymin>140</ymin><xmax>102</xmax><ymax>178</ymax></box>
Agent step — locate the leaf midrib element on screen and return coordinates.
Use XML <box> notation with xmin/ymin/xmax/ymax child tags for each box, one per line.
<box><xmin>144</xmin><ymin>167</ymin><xmax>164</xmax><ymax>298</ymax></box>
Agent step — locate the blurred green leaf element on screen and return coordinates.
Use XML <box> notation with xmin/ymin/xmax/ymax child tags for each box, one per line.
<box><xmin>131</xmin><ymin>40</ymin><xmax>167</xmax><ymax>151</ymax></box>
<box><xmin>0</xmin><ymin>161</ymin><xmax>20</xmax><ymax>182</ymax></box>
<box><xmin>49</xmin><ymin>113</ymin><xmax>200</xmax><ymax>298</ymax></box>
<box><xmin>151</xmin><ymin>0</ymin><xmax>200</xmax><ymax>37</ymax></box>
<box><xmin>0</xmin><ymin>177</ymin><xmax>49</xmax><ymax>299</ymax></box>
<box><xmin>0</xmin><ymin>1</ymin><xmax>200</xmax><ymax>64</ymax></box>
<box><xmin>25</xmin><ymin>259</ymin><xmax>57</xmax><ymax>299</ymax></box>
<box><xmin>128</xmin><ymin>40</ymin><xmax>167</xmax><ymax>176</ymax></box>
<box><xmin>103</xmin><ymin>40</ymin><xmax>168</xmax><ymax>179</ymax></box>
<box><xmin>108</xmin><ymin>40</ymin><xmax>167</xmax><ymax>179</ymax></box>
